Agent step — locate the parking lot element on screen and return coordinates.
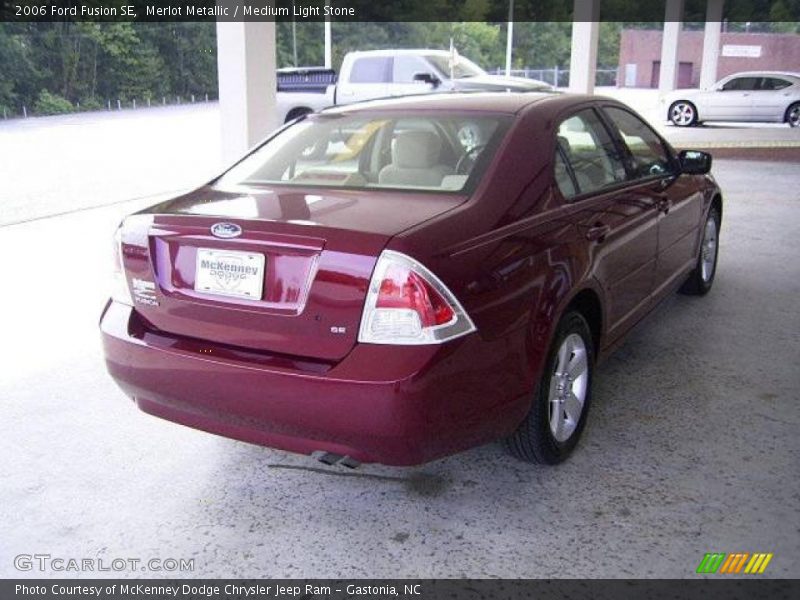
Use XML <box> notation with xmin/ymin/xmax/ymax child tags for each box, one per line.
<box><xmin>1</xmin><ymin>105</ymin><xmax>798</xmax><ymax>578</ymax></box>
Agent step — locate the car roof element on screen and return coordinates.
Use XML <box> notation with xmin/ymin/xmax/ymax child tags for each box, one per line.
<box><xmin>346</xmin><ymin>49</ymin><xmax>454</xmax><ymax>58</ymax></box>
<box><xmin>318</xmin><ymin>91</ymin><xmax>628</xmax><ymax>121</ymax></box>
<box><xmin>723</xmin><ymin>71</ymin><xmax>800</xmax><ymax>79</ymax></box>
<box><xmin>320</xmin><ymin>91</ymin><xmax>574</xmax><ymax>116</ymax></box>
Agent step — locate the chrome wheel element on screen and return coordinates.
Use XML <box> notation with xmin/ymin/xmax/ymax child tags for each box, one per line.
<box><xmin>701</xmin><ymin>215</ymin><xmax>718</xmax><ymax>283</ymax></box>
<box><xmin>670</xmin><ymin>102</ymin><xmax>696</xmax><ymax>127</ymax></box>
<box><xmin>788</xmin><ymin>104</ymin><xmax>800</xmax><ymax>128</ymax></box>
<box><xmin>548</xmin><ymin>333</ymin><xmax>589</xmax><ymax>442</ymax></box>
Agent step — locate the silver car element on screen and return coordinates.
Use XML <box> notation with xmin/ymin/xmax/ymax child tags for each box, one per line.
<box><xmin>663</xmin><ymin>71</ymin><xmax>800</xmax><ymax>127</ymax></box>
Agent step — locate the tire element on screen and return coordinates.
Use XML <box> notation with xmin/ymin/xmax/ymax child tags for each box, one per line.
<box><xmin>669</xmin><ymin>101</ymin><xmax>698</xmax><ymax>127</ymax></box>
<box><xmin>506</xmin><ymin>311</ymin><xmax>594</xmax><ymax>465</ymax></box>
<box><xmin>786</xmin><ymin>102</ymin><xmax>800</xmax><ymax>128</ymax></box>
<box><xmin>285</xmin><ymin>107</ymin><xmax>312</xmax><ymax>123</ymax></box>
<box><xmin>680</xmin><ymin>207</ymin><xmax>720</xmax><ymax>296</ymax></box>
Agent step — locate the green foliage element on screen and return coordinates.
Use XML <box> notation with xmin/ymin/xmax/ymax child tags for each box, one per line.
<box><xmin>0</xmin><ymin>22</ymin><xmax>217</xmax><ymax>113</ymax></box>
<box><xmin>79</xmin><ymin>97</ymin><xmax>105</xmax><ymax>111</ymax></box>
<box><xmin>33</xmin><ymin>90</ymin><xmax>74</xmax><ymax>115</ymax></box>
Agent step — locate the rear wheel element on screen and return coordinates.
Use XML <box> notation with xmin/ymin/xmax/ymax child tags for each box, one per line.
<box><xmin>285</xmin><ymin>106</ymin><xmax>312</xmax><ymax>123</ymax></box>
<box><xmin>506</xmin><ymin>311</ymin><xmax>594</xmax><ymax>465</ymax></box>
<box><xmin>786</xmin><ymin>102</ymin><xmax>800</xmax><ymax>128</ymax></box>
<box><xmin>669</xmin><ymin>101</ymin><xmax>698</xmax><ymax>127</ymax></box>
<box><xmin>680</xmin><ymin>207</ymin><xmax>720</xmax><ymax>296</ymax></box>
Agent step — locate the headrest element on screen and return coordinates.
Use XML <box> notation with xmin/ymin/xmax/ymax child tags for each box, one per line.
<box><xmin>393</xmin><ymin>131</ymin><xmax>442</xmax><ymax>169</ymax></box>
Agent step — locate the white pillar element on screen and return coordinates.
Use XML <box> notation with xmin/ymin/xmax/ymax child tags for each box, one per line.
<box><xmin>216</xmin><ymin>20</ymin><xmax>278</xmax><ymax>164</ymax></box>
<box><xmin>505</xmin><ymin>0</ymin><xmax>514</xmax><ymax>76</ymax></box>
<box><xmin>324</xmin><ymin>3</ymin><xmax>332</xmax><ymax>69</ymax></box>
<box><xmin>699</xmin><ymin>0</ymin><xmax>723</xmax><ymax>89</ymax></box>
<box><xmin>568</xmin><ymin>0</ymin><xmax>600</xmax><ymax>94</ymax></box>
<box><xmin>658</xmin><ymin>0</ymin><xmax>685</xmax><ymax>93</ymax></box>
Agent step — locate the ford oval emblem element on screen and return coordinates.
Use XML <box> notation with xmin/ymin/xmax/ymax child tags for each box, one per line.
<box><xmin>210</xmin><ymin>222</ymin><xmax>242</xmax><ymax>239</ymax></box>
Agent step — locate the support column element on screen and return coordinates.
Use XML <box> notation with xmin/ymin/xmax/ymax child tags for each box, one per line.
<box><xmin>324</xmin><ymin>5</ymin><xmax>332</xmax><ymax>69</ymax></box>
<box><xmin>658</xmin><ymin>0</ymin><xmax>685</xmax><ymax>93</ymax></box>
<box><xmin>699</xmin><ymin>0</ymin><xmax>723</xmax><ymax>89</ymax></box>
<box><xmin>568</xmin><ymin>0</ymin><xmax>600</xmax><ymax>94</ymax></box>
<box><xmin>216</xmin><ymin>20</ymin><xmax>278</xmax><ymax>164</ymax></box>
<box><xmin>505</xmin><ymin>0</ymin><xmax>514</xmax><ymax>76</ymax></box>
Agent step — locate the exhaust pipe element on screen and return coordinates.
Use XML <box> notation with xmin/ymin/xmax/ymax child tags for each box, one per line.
<box><xmin>312</xmin><ymin>451</ymin><xmax>361</xmax><ymax>469</ymax></box>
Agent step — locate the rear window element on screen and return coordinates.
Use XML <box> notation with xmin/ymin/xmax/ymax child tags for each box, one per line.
<box><xmin>216</xmin><ymin>113</ymin><xmax>511</xmax><ymax>194</ymax></box>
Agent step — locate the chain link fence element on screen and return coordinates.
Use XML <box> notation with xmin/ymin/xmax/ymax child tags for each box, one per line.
<box><xmin>491</xmin><ymin>67</ymin><xmax>619</xmax><ymax>88</ymax></box>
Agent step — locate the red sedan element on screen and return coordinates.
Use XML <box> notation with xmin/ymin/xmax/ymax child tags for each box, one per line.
<box><xmin>101</xmin><ymin>92</ymin><xmax>722</xmax><ymax>466</ymax></box>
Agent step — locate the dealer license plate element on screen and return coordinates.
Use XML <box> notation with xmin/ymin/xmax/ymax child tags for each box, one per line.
<box><xmin>194</xmin><ymin>248</ymin><xmax>265</xmax><ymax>300</ymax></box>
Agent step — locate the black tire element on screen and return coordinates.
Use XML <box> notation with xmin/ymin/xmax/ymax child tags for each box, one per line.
<box><xmin>506</xmin><ymin>311</ymin><xmax>595</xmax><ymax>465</ymax></box>
<box><xmin>680</xmin><ymin>207</ymin><xmax>720</xmax><ymax>296</ymax></box>
<box><xmin>285</xmin><ymin>107</ymin><xmax>312</xmax><ymax>123</ymax></box>
<box><xmin>786</xmin><ymin>102</ymin><xmax>800</xmax><ymax>128</ymax></box>
<box><xmin>669</xmin><ymin>101</ymin><xmax>698</xmax><ymax>127</ymax></box>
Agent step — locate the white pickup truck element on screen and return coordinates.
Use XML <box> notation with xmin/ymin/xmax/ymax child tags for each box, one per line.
<box><xmin>276</xmin><ymin>48</ymin><xmax>552</xmax><ymax>123</ymax></box>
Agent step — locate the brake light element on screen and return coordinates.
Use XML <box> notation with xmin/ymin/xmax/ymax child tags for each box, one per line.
<box><xmin>110</xmin><ymin>215</ymin><xmax>152</xmax><ymax>306</ymax></box>
<box><xmin>111</xmin><ymin>226</ymin><xmax>133</xmax><ymax>306</ymax></box>
<box><xmin>358</xmin><ymin>250</ymin><xmax>476</xmax><ymax>345</ymax></box>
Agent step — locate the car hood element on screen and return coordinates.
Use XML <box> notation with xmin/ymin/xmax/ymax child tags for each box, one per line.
<box><xmin>142</xmin><ymin>184</ymin><xmax>468</xmax><ymax>237</ymax></box>
<box><xmin>452</xmin><ymin>74</ymin><xmax>553</xmax><ymax>92</ymax></box>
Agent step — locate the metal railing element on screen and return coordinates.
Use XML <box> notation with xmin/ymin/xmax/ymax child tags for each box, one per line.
<box><xmin>491</xmin><ymin>67</ymin><xmax>619</xmax><ymax>88</ymax></box>
<box><xmin>1</xmin><ymin>93</ymin><xmax>216</xmax><ymax>120</ymax></box>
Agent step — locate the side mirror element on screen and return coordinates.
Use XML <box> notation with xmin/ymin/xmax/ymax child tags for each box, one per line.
<box><xmin>679</xmin><ymin>150</ymin><xmax>712</xmax><ymax>175</ymax></box>
<box><xmin>413</xmin><ymin>72</ymin><xmax>441</xmax><ymax>87</ymax></box>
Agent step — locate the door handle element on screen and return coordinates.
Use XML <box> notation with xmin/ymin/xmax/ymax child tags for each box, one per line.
<box><xmin>585</xmin><ymin>223</ymin><xmax>611</xmax><ymax>242</ymax></box>
<box><xmin>656</xmin><ymin>197</ymin><xmax>670</xmax><ymax>214</ymax></box>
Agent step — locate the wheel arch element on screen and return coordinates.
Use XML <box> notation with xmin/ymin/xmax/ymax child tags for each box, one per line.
<box><xmin>710</xmin><ymin>192</ymin><xmax>723</xmax><ymax>223</ymax></box>
<box><xmin>285</xmin><ymin>106</ymin><xmax>313</xmax><ymax>123</ymax></box>
<box><xmin>564</xmin><ymin>287</ymin><xmax>604</xmax><ymax>353</ymax></box>
<box><xmin>784</xmin><ymin>101</ymin><xmax>800</xmax><ymax>124</ymax></box>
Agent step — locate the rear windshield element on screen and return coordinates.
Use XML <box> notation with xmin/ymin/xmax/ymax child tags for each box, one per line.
<box><xmin>215</xmin><ymin>112</ymin><xmax>511</xmax><ymax>194</ymax></box>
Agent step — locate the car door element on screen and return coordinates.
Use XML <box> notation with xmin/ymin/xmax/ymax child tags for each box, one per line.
<box><xmin>601</xmin><ymin>106</ymin><xmax>704</xmax><ymax>302</ymax></box>
<box><xmin>555</xmin><ymin>108</ymin><xmax>659</xmax><ymax>342</ymax></box>
<box><xmin>702</xmin><ymin>76</ymin><xmax>759</xmax><ymax>121</ymax></box>
<box><xmin>752</xmin><ymin>76</ymin><xmax>794</xmax><ymax>121</ymax></box>
<box><xmin>336</xmin><ymin>56</ymin><xmax>391</xmax><ymax>104</ymax></box>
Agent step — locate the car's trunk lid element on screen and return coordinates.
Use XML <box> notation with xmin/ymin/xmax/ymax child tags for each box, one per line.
<box><xmin>120</xmin><ymin>186</ymin><xmax>465</xmax><ymax>361</ymax></box>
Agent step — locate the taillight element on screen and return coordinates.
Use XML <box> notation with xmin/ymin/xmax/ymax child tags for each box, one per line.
<box><xmin>111</xmin><ymin>225</ymin><xmax>133</xmax><ymax>306</ymax></box>
<box><xmin>358</xmin><ymin>250</ymin><xmax>476</xmax><ymax>345</ymax></box>
<box><xmin>111</xmin><ymin>215</ymin><xmax>152</xmax><ymax>306</ymax></box>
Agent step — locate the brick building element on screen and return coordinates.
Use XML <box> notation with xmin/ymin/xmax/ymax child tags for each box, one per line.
<box><xmin>618</xmin><ymin>29</ymin><xmax>800</xmax><ymax>89</ymax></box>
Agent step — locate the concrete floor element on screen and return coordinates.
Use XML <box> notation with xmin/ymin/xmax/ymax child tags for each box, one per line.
<box><xmin>0</xmin><ymin>109</ymin><xmax>798</xmax><ymax>579</ymax></box>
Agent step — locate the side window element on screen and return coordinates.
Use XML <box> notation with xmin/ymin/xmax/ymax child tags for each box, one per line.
<box><xmin>603</xmin><ymin>107</ymin><xmax>673</xmax><ymax>179</ymax></box>
<box><xmin>555</xmin><ymin>109</ymin><xmax>625</xmax><ymax>196</ymax></box>
<box><xmin>721</xmin><ymin>77</ymin><xmax>758</xmax><ymax>91</ymax></box>
<box><xmin>349</xmin><ymin>57</ymin><xmax>391</xmax><ymax>84</ymax></box>
<box><xmin>554</xmin><ymin>150</ymin><xmax>577</xmax><ymax>199</ymax></box>
<box><xmin>392</xmin><ymin>56</ymin><xmax>430</xmax><ymax>83</ymax></box>
<box><xmin>760</xmin><ymin>77</ymin><xmax>792</xmax><ymax>91</ymax></box>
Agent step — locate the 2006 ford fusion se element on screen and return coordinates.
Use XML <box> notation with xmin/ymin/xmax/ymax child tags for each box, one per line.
<box><xmin>101</xmin><ymin>92</ymin><xmax>722</xmax><ymax>466</ymax></box>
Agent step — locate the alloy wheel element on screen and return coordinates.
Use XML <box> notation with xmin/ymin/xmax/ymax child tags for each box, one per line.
<box><xmin>701</xmin><ymin>216</ymin><xmax>718</xmax><ymax>282</ymax></box>
<box><xmin>548</xmin><ymin>333</ymin><xmax>589</xmax><ymax>442</ymax></box>
<box><xmin>788</xmin><ymin>104</ymin><xmax>800</xmax><ymax>128</ymax></box>
<box><xmin>671</xmin><ymin>102</ymin><xmax>695</xmax><ymax>127</ymax></box>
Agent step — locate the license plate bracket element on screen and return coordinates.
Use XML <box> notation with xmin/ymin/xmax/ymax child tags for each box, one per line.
<box><xmin>194</xmin><ymin>248</ymin><xmax>265</xmax><ymax>300</ymax></box>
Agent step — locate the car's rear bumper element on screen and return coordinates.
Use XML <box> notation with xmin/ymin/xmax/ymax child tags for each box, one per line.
<box><xmin>100</xmin><ymin>301</ymin><xmax>531</xmax><ymax>465</ymax></box>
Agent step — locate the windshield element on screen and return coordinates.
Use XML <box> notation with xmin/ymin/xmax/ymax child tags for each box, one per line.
<box><xmin>216</xmin><ymin>112</ymin><xmax>511</xmax><ymax>194</ymax></box>
<box><xmin>425</xmin><ymin>55</ymin><xmax>486</xmax><ymax>79</ymax></box>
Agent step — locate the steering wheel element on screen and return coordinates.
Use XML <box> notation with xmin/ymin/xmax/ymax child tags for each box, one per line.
<box><xmin>456</xmin><ymin>144</ymin><xmax>486</xmax><ymax>175</ymax></box>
